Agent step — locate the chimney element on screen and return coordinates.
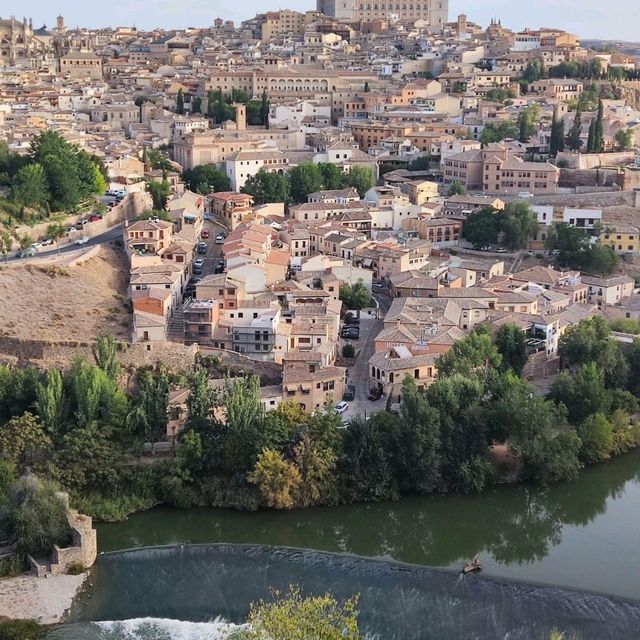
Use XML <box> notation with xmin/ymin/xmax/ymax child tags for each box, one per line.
<box><xmin>234</xmin><ymin>103</ymin><xmax>247</xmax><ymax>131</ymax></box>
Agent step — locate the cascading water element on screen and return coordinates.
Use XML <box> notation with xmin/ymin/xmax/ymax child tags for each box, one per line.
<box><xmin>47</xmin><ymin>544</ymin><xmax>640</xmax><ymax>640</ymax></box>
<box><xmin>49</xmin><ymin>618</ymin><xmax>244</xmax><ymax>640</ymax></box>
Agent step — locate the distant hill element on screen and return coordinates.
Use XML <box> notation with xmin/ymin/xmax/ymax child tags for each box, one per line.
<box><xmin>582</xmin><ymin>39</ymin><xmax>640</xmax><ymax>60</ymax></box>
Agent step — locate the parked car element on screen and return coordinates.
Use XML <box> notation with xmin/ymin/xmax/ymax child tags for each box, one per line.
<box><xmin>335</xmin><ymin>401</ymin><xmax>349</xmax><ymax>415</ymax></box>
<box><xmin>193</xmin><ymin>258</ymin><xmax>204</xmax><ymax>274</ymax></box>
<box><xmin>41</xmin><ymin>238</ymin><xmax>54</xmax><ymax>246</ymax></box>
<box><xmin>342</xmin><ymin>329</ymin><xmax>360</xmax><ymax>340</ymax></box>
<box><xmin>201</xmin><ymin>229</ymin><xmax>210</xmax><ymax>240</ymax></box>
<box><xmin>197</xmin><ymin>242</ymin><xmax>208</xmax><ymax>255</ymax></box>
<box><xmin>214</xmin><ymin>259</ymin><xmax>225</xmax><ymax>274</ymax></box>
<box><xmin>215</xmin><ymin>233</ymin><xmax>225</xmax><ymax>244</ymax></box>
<box><xmin>496</xmin><ymin>247</ymin><xmax>508</xmax><ymax>254</ymax></box>
<box><xmin>74</xmin><ymin>236</ymin><xmax>90</xmax><ymax>246</ymax></box>
<box><xmin>89</xmin><ymin>214</ymin><xmax>102</xmax><ymax>222</ymax></box>
<box><xmin>16</xmin><ymin>248</ymin><xmax>36</xmax><ymax>258</ymax></box>
<box><xmin>31</xmin><ymin>242</ymin><xmax>42</xmax><ymax>250</ymax></box>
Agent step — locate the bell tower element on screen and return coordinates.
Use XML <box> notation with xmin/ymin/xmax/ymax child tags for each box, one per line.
<box><xmin>56</xmin><ymin>14</ymin><xmax>65</xmax><ymax>33</ymax></box>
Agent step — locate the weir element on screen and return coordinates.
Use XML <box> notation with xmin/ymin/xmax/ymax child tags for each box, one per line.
<box><xmin>47</xmin><ymin>544</ymin><xmax>640</xmax><ymax>640</ymax></box>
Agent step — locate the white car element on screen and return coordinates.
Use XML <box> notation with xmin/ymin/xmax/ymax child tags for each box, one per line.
<box><xmin>31</xmin><ymin>242</ymin><xmax>42</xmax><ymax>250</ymax></box>
<box><xmin>74</xmin><ymin>236</ymin><xmax>90</xmax><ymax>246</ymax></box>
<box><xmin>41</xmin><ymin>238</ymin><xmax>54</xmax><ymax>246</ymax></box>
<box><xmin>335</xmin><ymin>401</ymin><xmax>349</xmax><ymax>415</ymax></box>
<box><xmin>215</xmin><ymin>234</ymin><xmax>225</xmax><ymax>244</ymax></box>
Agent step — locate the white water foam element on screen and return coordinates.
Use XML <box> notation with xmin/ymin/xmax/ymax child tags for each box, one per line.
<box><xmin>94</xmin><ymin>617</ymin><xmax>245</xmax><ymax>640</ymax></box>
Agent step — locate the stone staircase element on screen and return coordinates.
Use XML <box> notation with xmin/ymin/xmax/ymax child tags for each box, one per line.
<box><xmin>166</xmin><ymin>306</ymin><xmax>185</xmax><ymax>343</ymax></box>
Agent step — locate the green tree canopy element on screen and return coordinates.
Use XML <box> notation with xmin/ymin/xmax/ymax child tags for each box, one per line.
<box><xmin>242</xmin><ymin>169</ymin><xmax>290</xmax><ymax>204</ymax></box>
<box><xmin>182</xmin><ymin>164</ymin><xmax>231</xmax><ymax>195</ymax></box>
<box><xmin>462</xmin><ymin>207</ymin><xmax>500</xmax><ymax>248</ymax></box>
<box><xmin>339</xmin><ymin>279</ymin><xmax>370</xmax><ymax>312</ymax></box>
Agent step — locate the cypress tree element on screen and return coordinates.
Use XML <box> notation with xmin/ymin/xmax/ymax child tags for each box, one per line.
<box><xmin>566</xmin><ymin>109</ymin><xmax>583</xmax><ymax>152</ymax></box>
<box><xmin>587</xmin><ymin>118</ymin><xmax>596</xmax><ymax>153</ymax></box>
<box><xmin>176</xmin><ymin>88</ymin><xmax>185</xmax><ymax>115</ymax></box>
<box><xmin>594</xmin><ymin>99</ymin><xmax>604</xmax><ymax>152</ymax></box>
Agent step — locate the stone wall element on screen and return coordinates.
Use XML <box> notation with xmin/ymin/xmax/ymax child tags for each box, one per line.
<box><xmin>200</xmin><ymin>347</ymin><xmax>283</xmax><ymax>386</ymax></box>
<box><xmin>556</xmin><ymin>151</ymin><xmax>636</xmax><ymax>170</ymax></box>
<box><xmin>12</xmin><ymin>191</ymin><xmax>151</xmax><ymax>249</ymax></box>
<box><xmin>0</xmin><ymin>336</ymin><xmax>198</xmax><ymax>371</ymax></box>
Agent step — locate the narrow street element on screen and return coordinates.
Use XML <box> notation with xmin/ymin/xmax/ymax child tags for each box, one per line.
<box><xmin>343</xmin><ymin>292</ymin><xmax>392</xmax><ymax>420</ymax></box>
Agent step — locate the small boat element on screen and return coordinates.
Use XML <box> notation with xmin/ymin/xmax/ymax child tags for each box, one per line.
<box><xmin>462</xmin><ymin>554</ymin><xmax>482</xmax><ymax>575</ymax></box>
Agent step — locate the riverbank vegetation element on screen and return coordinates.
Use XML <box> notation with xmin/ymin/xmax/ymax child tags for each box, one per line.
<box><xmin>235</xmin><ymin>586</ymin><xmax>363</xmax><ymax>640</ymax></box>
<box><xmin>0</xmin><ymin>322</ymin><xmax>639</xmax><ymax>521</ymax></box>
<box><xmin>0</xmin><ymin>619</ymin><xmax>47</xmax><ymax>640</ymax></box>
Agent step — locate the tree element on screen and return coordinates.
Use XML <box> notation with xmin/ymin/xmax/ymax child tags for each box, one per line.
<box><xmin>0</xmin><ymin>475</ymin><xmax>71</xmax><ymax>556</ymax></box>
<box><xmin>615</xmin><ymin>128</ymin><xmax>633</xmax><ymax>150</ymax></box>
<box><xmin>425</xmin><ymin>373</ymin><xmax>493</xmax><ymax>493</ymax></box>
<box><xmin>259</xmin><ymin>89</ymin><xmax>270</xmax><ymax>128</ymax></box>
<box><xmin>462</xmin><ymin>207</ymin><xmax>499</xmax><ymax>248</ymax></box>
<box><xmin>318</xmin><ymin>163</ymin><xmax>344</xmax><ymax>190</ymax></box>
<box><xmin>238</xmin><ymin>586</ymin><xmax>364</xmax><ymax>640</ymax></box>
<box><xmin>0</xmin><ymin>413</ymin><xmax>51</xmax><ymax>469</ymax></box>
<box><xmin>577</xmin><ymin>413</ymin><xmax>613</xmax><ymax>464</ymax></box>
<box><xmin>127</xmin><ymin>367</ymin><xmax>170</xmax><ymax>444</ymax></box>
<box><xmin>499</xmin><ymin>200</ymin><xmax>539</xmax><ymax>250</ymax></box>
<box><xmin>339</xmin><ymin>279</ymin><xmax>370</xmax><ymax>313</ymax></box>
<box><xmin>248</xmin><ymin>449</ymin><xmax>301</xmax><ymax>509</ymax></box>
<box><xmin>342</xmin><ymin>166</ymin><xmax>375</xmax><ymax>196</ymax></box>
<box><xmin>56</xmin><ymin>424</ymin><xmax>119</xmax><ymax>493</ymax></box>
<box><xmin>288</xmin><ymin>162</ymin><xmax>325</xmax><ymax>204</ymax></box>
<box><xmin>516</xmin><ymin>104</ymin><xmax>540</xmax><ymax>143</ymax></box>
<box><xmin>549</xmin><ymin>112</ymin><xmax>565</xmax><ymax>155</ymax></box>
<box><xmin>11</xmin><ymin>163</ymin><xmax>49</xmax><ymax>209</ymax></box>
<box><xmin>436</xmin><ymin>327</ymin><xmax>502</xmax><ymax>378</ymax></box>
<box><xmin>182</xmin><ymin>164</ymin><xmax>230</xmax><ymax>195</ymax></box>
<box><xmin>480</xmin><ymin>120</ymin><xmax>518</xmax><ymax>145</ymax></box>
<box><xmin>292</xmin><ymin>435</ymin><xmax>336</xmax><ymax>507</ymax></box>
<box><xmin>206</xmin><ymin>90</ymin><xmax>217</xmax><ymax>119</ymax></box>
<box><xmin>448</xmin><ymin>181</ymin><xmax>466</xmax><ymax>196</ymax></box>
<box><xmin>548</xmin><ymin>363</ymin><xmax>610</xmax><ymax>425</ymax></box>
<box><xmin>559</xmin><ymin>316</ymin><xmax>610</xmax><ymax>367</ymax></box>
<box><xmin>46</xmin><ymin>222</ymin><xmax>66</xmax><ymax>255</ymax></box>
<box><xmin>340</xmin><ymin>414</ymin><xmax>399</xmax><ymax>502</ymax></box>
<box><xmin>148</xmin><ymin>178</ymin><xmax>170</xmax><ymax>210</ymax></box>
<box><xmin>241</xmin><ymin>169</ymin><xmax>290</xmax><ymax>204</ymax></box>
<box><xmin>0</xmin><ymin>231</ymin><xmax>13</xmax><ymax>263</ymax></box>
<box><xmin>587</xmin><ymin>117</ymin><xmax>597</xmax><ymax>153</ymax></box>
<box><xmin>186</xmin><ymin>367</ymin><xmax>214</xmax><ymax>425</ymax></box>
<box><xmin>342</xmin><ymin>343</ymin><xmax>355</xmax><ymax>358</ymax></box>
<box><xmin>35</xmin><ymin>369</ymin><xmax>64</xmax><ymax>436</ymax></box>
<box><xmin>566</xmin><ymin>109</ymin><xmax>583</xmax><ymax>151</ymax></box>
<box><xmin>93</xmin><ymin>335</ymin><xmax>121</xmax><ymax>382</ymax></box>
<box><xmin>495</xmin><ymin>323</ymin><xmax>528</xmax><ymax>375</ymax></box>
<box><xmin>176</xmin><ymin>88</ymin><xmax>185</xmax><ymax>115</ymax></box>
<box><xmin>191</xmin><ymin>95</ymin><xmax>202</xmax><ymax>114</ymax></box>
<box><xmin>392</xmin><ymin>377</ymin><xmax>441</xmax><ymax>493</ymax></box>
<box><xmin>364</xmin><ymin>81</ymin><xmax>370</xmax><ymax>93</ymax></box>
<box><xmin>221</xmin><ymin>376</ymin><xmax>266</xmax><ymax>473</ymax></box>
<box><xmin>593</xmin><ymin>99</ymin><xmax>604</xmax><ymax>153</ymax></box>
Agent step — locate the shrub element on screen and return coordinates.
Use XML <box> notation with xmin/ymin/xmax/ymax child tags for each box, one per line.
<box><xmin>342</xmin><ymin>344</ymin><xmax>356</xmax><ymax>359</ymax></box>
<box><xmin>66</xmin><ymin>561</ymin><xmax>85</xmax><ymax>575</ymax></box>
<box><xmin>1</xmin><ymin>476</ymin><xmax>72</xmax><ymax>556</ymax></box>
<box><xmin>0</xmin><ymin>620</ymin><xmax>46</xmax><ymax>640</ymax></box>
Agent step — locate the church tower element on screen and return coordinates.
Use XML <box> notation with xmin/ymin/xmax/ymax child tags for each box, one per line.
<box><xmin>56</xmin><ymin>14</ymin><xmax>65</xmax><ymax>33</ymax></box>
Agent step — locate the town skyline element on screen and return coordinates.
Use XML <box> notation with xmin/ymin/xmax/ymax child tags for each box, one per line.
<box><xmin>5</xmin><ymin>0</ymin><xmax>638</xmax><ymax>41</ymax></box>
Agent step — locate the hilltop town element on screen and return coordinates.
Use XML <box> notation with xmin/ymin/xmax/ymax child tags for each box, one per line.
<box><xmin>1</xmin><ymin>3</ymin><xmax>640</xmax><ymax>419</ymax></box>
<box><xmin>0</xmin><ymin>2</ymin><xmax>639</xmax><ymax>504</ymax></box>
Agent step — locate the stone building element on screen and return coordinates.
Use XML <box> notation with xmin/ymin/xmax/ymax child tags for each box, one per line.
<box><xmin>318</xmin><ymin>0</ymin><xmax>449</xmax><ymax>26</ymax></box>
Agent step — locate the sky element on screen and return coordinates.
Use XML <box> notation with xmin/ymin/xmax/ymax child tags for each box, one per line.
<box><xmin>5</xmin><ymin>1</ymin><xmax>637</xmax><ymax>41</ymax></box>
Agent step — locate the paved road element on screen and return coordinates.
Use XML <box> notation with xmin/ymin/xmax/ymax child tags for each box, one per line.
<box><xmin>8</xmin><ymin>224</ymin><xmax>123</xmax><ymax>263</ymax></box>
<box><xmin>343</xmin><ymin>292</ymin><xmax>392</xmax><ymax>421</ymax></box>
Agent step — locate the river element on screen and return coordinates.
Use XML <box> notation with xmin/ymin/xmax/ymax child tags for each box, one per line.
<box><xmin>49</xmin><ymin>451</ymin><xmax>640</xmax><ymax>639</ymax></box>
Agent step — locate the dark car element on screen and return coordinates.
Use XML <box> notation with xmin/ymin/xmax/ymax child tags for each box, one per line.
<box><xmin>214</xmin><ymin>259</ymin><xmax>225</xmax><ymax>274</ymax></box>
<box><xmin>197</xmin><ymin>242</ymin><xmax>208</xmax><ymax>255</ymax></box>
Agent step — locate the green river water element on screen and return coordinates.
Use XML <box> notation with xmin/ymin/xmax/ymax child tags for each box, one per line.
<box><xmin>48</xmin><ymin>451</ymin><xmax>640</xmax><ymax>639</ymax></box>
